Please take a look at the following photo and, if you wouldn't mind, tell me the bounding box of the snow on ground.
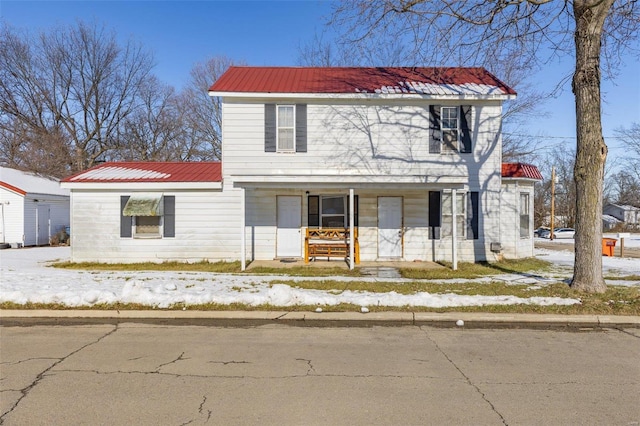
[537,233,640,248]
[1,245,637,309]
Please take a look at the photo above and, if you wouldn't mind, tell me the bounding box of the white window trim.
[519,192,531,239]
[441,106,460,153]
[442,191,466,239]
[320,195,347,228]
[133,216,164,239]
[276,105,295,153]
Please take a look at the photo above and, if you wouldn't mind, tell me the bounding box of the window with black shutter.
[265,104,307,153]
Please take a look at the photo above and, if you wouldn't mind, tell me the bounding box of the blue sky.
[2,0,639,164]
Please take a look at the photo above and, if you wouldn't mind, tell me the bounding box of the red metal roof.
[0,181,27,196]
[502,163,543,180]
[62,162,222,183]
[209,66,516,95]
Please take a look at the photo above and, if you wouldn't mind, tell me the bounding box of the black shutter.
[428,191,441,240]
[264,104,276,152]
[308,195,319,227]
[296,104,307,152]
[460,105,473,153]
[467,192,479,240]
[346,195,359,227]
[354,195,359,227]
[429,105,441,154]
[164,196,175,238]
[120,196,132,238]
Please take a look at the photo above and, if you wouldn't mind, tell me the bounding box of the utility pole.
[550,166,555,241]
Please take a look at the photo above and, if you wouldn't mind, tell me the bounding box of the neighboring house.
[61,66,543,268]
[603,203,640,229]
[500,163,543,258]
[60,162,227,263]
[602,214,622,231]
[0,167,70,247]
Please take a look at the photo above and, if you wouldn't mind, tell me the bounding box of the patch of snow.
[3,245,636,309]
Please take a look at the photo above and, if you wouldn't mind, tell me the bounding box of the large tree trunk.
[570,0,614,293]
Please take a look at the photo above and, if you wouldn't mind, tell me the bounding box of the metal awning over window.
[123,193,163,216]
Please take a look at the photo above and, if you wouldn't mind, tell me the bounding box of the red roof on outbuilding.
[0,181,27,195]
[502,163,543,180]
[209,66,516,95]
[62,162,222,183]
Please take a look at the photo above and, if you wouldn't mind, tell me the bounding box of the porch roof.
[231,174,467,189]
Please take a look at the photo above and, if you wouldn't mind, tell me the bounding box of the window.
[441,107,459,153]
[308,195,358,228]
[430,191,478,240]
[120,195,175,238]
[429,105,472,154]
[277,105,295,152]
[265,104,307,153]
[520,193,530,238]
[134,216,162,237]
[442,192,466,239]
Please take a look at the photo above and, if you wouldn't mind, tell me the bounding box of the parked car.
[541,228,575,239]
[534,227,550,237]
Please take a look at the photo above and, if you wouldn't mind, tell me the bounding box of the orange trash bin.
[602,238,617,256]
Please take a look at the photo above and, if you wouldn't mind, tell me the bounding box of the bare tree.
[0,21,154,176]
[0,116,72,177]
[329,0,640,292]
[298,31,549,162]
[610,170,640,206]
[614,123,640,180]
[181,55,240,161]
[117,76,185,161]
[534,147,577,228]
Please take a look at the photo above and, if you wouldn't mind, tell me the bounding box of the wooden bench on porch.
[305,228,359,264]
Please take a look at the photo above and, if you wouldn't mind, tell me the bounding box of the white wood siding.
[23,195,69,246]
[244,189,501,263]
[69,189,241,263]
[0,189,24,245]
[500,181,535,258]
[0,190,68,246]
[221,99,503,186]
[221,96,506,263]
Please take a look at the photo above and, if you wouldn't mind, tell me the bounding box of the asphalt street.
[1,324,639,425]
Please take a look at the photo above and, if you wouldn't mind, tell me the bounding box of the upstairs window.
[441,107,459,153]
[277,105,295,152]
[429,105,473,154]
[265,104,307,153]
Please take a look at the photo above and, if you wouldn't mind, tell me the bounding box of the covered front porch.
[234,174,468,272]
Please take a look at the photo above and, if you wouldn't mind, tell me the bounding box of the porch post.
[452,188,458,270]
[349,188,355,270]
[240,187,246,271]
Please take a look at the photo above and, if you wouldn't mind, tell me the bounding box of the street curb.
[1,310,639,329]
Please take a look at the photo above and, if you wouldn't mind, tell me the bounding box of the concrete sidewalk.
[2,309,639,328]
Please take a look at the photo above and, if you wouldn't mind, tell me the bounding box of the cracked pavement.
[1,324,639,425]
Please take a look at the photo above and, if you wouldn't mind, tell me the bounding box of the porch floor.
[245,259,444,270]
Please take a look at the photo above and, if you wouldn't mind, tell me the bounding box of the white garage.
[0,167,70,247]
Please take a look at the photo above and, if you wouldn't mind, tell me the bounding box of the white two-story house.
[62,66,540,268]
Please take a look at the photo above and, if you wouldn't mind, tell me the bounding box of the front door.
[378,197,403,258]
[277,196,302,258]
[36,204,50,246]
